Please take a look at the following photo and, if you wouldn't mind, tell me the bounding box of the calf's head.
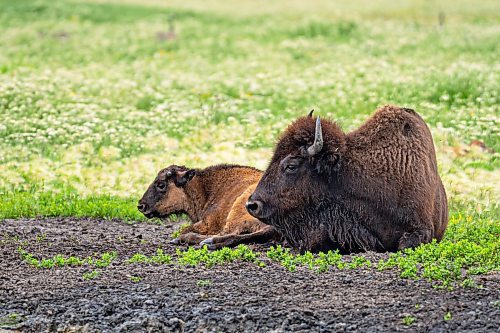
[247,114,345,227]
[138,165,196,218]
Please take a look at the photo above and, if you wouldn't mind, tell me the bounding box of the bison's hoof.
[169,238,181,245]
[200,238,214,246]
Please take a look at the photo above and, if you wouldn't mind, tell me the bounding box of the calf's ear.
[174,169,196,187]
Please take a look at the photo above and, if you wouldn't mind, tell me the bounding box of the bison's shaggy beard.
[271,200,385,253]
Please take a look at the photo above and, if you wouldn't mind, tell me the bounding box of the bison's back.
[344,105,448,244]
[346,106,439,198]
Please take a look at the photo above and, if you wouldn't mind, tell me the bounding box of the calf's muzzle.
[137,200,155,218]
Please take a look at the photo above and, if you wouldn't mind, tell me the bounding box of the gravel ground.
[0,218,498,332]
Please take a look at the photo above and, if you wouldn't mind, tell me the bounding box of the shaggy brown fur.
[138,164,279,249]
[247,105,448,253]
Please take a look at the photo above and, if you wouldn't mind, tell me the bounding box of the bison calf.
[138,164,279,249]
[247,105,448,253]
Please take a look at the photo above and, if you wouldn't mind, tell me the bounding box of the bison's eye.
[284,164,299,174]
[280,156,303,175]
[156,181,167,190]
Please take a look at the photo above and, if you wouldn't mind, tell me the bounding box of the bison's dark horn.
[308,109,314,117]
[307,117,323,156]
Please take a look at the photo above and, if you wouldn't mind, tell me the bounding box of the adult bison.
[246,105,448,253]
[138,164,279,249]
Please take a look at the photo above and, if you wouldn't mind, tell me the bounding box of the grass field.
[0,0,498,286]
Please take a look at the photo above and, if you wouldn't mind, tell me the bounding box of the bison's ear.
[314,151,341,176]
[173,169,196,187]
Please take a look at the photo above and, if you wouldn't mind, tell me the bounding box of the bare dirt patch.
[1,218,498,332]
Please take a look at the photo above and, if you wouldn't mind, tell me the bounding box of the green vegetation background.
[0,0,498,286]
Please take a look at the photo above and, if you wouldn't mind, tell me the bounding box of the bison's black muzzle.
[246,194,271,220]
[246,199,262,216]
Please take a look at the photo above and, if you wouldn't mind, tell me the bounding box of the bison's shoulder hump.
[376,105,427,126]
[353,105,429,138]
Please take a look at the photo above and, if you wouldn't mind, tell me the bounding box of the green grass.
[176,244,263,267]
[197,279,212,287]
[0,313,24,327]
[18,248,118,269]
[0,186,144,220]
[127,248,173,265]
[171,222,192,239]
[402,315,416,326]
[82,270,100,280]
[267,245,374,272]
[378,203,499,288]
[0,0,498,287]
[129,275,142,283]
[17,223,498,288]
[0,0,498,200]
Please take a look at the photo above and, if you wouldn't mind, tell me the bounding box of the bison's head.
[246,113,345,248]
[138,165,196,219]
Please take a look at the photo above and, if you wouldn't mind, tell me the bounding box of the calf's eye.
[156,182,167,190]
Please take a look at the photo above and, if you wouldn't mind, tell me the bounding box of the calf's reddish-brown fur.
[138,164,279,249]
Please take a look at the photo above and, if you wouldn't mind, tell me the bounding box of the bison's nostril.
[246,200,262,216]
[246,201,258,211]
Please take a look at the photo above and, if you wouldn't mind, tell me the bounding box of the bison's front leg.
[397,229,433,250]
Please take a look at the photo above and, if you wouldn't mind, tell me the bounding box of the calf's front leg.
[171,232,211,245]
[170,220,211,245]
[200,225,280,250]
